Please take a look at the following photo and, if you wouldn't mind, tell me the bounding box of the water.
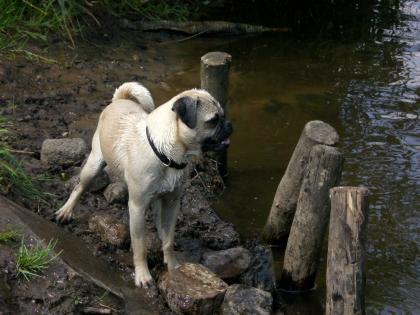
[140,2,419,313]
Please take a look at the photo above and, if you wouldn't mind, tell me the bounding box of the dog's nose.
[225,120,233,134]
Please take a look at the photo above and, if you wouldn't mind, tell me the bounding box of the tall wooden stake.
[200,52,232,177]
[326,187,369,315]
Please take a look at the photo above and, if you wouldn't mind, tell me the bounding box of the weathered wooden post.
[279,145,343,291]
[326,187,369,315]
[200,51,232,177]
[263,120,339,243]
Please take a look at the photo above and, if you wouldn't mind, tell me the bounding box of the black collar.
[146,127,188,170]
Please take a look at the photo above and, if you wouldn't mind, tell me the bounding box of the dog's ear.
[172,96,198,129]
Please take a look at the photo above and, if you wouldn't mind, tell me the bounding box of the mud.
[0,199,123,314]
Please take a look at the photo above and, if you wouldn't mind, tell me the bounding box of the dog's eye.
[206,114,219,126]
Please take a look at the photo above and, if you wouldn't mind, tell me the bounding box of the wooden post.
[200,52,232,177]
[263,120,339,243]
[326,187,369,315]
[279,145,343,291]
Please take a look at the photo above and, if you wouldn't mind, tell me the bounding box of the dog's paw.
[55,206,73,223]
[134,267,155,289]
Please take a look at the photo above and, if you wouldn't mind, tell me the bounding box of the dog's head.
[172,89,233,152]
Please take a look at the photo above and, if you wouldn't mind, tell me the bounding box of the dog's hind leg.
[160,189,182,270]
[55,131,105,222]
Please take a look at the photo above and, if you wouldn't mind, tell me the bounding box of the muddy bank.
[0,198,124,314]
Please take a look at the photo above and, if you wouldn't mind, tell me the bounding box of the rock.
[88,214,129,247]
[41,138,87,167]
[239,245,276,292]
[202,247,251,279]
[103,182,127,204]
[158,263,228,315]
[221,284,273,315]
[198,215,240,250]
[89,169,110,192]
[65,169,110,193]
[179,183,240,250]
[178,208,240,251]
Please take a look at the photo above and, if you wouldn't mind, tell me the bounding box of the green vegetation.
[0,0,200,56]
[0,230,20,244]
[0,116,47,201]
[16,238,61,280]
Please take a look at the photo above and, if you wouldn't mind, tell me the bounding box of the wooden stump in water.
[326,187,369,315]
[200,52,232,177]
[263,120,339,243]
[280,144,343,291]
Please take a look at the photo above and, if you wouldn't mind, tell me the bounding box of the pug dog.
[55,82,233,288]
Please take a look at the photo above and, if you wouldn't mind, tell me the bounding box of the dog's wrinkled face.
[172,89,233,152]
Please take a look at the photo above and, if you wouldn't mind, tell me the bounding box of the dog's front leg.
[160,188,182,270]
[128,193,153,288]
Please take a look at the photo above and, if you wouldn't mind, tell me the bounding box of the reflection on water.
[141,2,419,313]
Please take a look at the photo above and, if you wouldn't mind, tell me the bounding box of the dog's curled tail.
[112,82,155,113]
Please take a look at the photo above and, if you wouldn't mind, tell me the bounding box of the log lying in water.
[263,120,339,244]
[120,19,290,34]
[279,144,343,291]
[326,187,369,315]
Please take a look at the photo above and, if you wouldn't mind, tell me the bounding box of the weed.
[74,297,82,306]
[0,116,49,202]
[16,238,61,280]
[0,1,202,59]
[0,230,20,244]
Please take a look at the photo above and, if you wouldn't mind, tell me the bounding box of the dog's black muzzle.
[202,120,233,152]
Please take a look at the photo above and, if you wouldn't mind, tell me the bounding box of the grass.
[0,116,48,202]
[0,1,202,58]
[16,238,61,280]
[0,230,20,244]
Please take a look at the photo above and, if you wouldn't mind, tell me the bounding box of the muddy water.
[64,3,420,314]
[133,3,419,314]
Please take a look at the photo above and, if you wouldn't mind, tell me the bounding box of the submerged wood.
[263,120,339,243]
[326,187,369,315]
[280,145,343,291]
[121,19,290,34]
[201,51,232,177]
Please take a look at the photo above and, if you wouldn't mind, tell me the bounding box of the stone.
[88,214,129,247]
[202,247,251,279]
[180,181,240,250]
[103,182,127,204]
[65,169,110,193]
[199,216,240,250]
[41,138,87,167]
[158,263,228,315]
[178,207,240,251]
[239,245,276,292]
[221,284,273,315]
[89,169,110,192]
